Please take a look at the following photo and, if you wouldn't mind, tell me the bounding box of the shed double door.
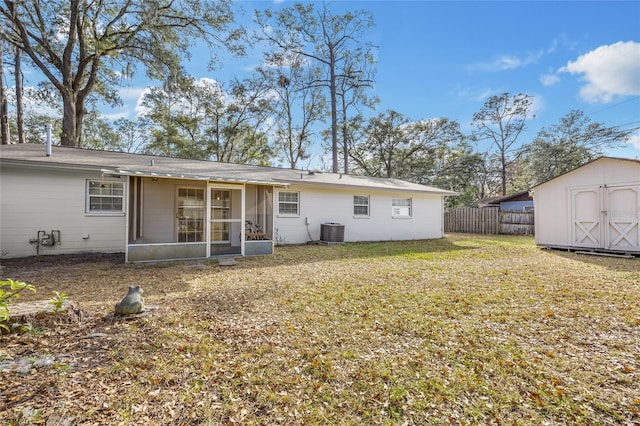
[571,185,639,252]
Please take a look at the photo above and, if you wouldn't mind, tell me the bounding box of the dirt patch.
[1,252,125,269]
[1,252,218,307]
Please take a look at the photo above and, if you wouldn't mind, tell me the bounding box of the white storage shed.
[531,157,640,254]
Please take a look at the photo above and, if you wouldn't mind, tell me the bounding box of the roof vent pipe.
[45,124,52,157]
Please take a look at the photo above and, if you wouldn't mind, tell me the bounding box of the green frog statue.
[114,285,145,315]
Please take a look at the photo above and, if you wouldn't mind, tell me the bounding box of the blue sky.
[110,1,640,161]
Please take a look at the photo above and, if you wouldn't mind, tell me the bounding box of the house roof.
[479,190,532,206]
[0,144,457,196]
[531,156,640,189]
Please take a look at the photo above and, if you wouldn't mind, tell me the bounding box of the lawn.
[1,234,639,425]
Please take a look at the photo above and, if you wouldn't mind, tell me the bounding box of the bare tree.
[258,53,327,169]
[336,53,376,174]
[256,2,376,173]
[471,92,533,195]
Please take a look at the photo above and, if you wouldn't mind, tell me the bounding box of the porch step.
[218,257,238,266]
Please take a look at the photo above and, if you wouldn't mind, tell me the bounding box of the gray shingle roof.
[1,144,457,195]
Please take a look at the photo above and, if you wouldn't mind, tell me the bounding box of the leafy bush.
[48,290,69,312]
[0,279,36,332]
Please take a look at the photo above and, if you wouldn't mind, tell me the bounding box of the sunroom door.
[209,186,244,255]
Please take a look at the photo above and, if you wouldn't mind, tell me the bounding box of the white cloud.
[455,86,501,102]
[119,86,147,101]
[540,73,560,87]
[628,131,640,151]
[529,95,544,119]
[559,41,640,103]
[492,55,525,71]
[548,34,579,54]
[469,50,543,72]
[134,87,153,117]
[102,111,130,120]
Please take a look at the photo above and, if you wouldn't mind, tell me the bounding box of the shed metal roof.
[531,156,640,189]
[1,144,457,195]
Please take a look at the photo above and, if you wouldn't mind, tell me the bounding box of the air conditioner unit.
[393,207,410,216]
[320,223,345,242]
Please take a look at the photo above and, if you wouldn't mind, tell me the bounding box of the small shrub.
[0,279,36,332]
[48,291,69,312]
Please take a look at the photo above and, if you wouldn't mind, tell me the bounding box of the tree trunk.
[61,91,79,147]
[76,95,86,148]
[15,47,25,144]
[341,97,349,175]
[329,46,338,173]
[0,42,10,145]
[286,92,295,168]
[501,152,507,195]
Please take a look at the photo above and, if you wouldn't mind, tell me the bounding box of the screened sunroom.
[124,175,276,262]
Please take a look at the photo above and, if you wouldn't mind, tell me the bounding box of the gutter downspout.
[45,124,52,156]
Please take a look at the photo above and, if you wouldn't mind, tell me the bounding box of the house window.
[353,195,370,216]
[392,198,412,218]
[177,188,205,242]
[86,180,124,213]
[278,191,300,215]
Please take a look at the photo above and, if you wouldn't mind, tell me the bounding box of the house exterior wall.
[139,178,208,244]
[1,156,451,260]
[500,200,534,211]
[533,158,640,250]
[0,165,126,258]
[274,184,445,245]
[143,178,180,243]
[245,185,258,225]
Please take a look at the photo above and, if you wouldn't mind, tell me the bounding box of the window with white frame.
[278,191,300,215]
[391,198,412,218]
[353,195,370,216]
[86,180,124,213]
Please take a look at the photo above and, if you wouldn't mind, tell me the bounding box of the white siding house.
[1,144,456,262]
[0,164,127,256]
[274,184,446,245]
[532,157,640,254]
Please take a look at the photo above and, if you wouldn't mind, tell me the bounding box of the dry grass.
[1,234,639,425]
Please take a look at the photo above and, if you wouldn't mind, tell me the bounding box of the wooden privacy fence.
[444,207,534,235]
[499,210,535,235]
[444,207,499,234]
